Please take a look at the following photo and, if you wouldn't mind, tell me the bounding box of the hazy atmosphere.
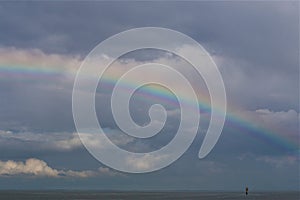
[0,1,299,191]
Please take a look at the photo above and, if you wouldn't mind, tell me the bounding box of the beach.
[0,191,298,200]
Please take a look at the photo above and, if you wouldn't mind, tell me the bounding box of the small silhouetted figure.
[245,187,249,195]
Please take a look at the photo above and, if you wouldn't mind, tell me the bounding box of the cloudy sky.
[0,1,299,190]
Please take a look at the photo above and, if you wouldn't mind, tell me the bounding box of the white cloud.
[237,153,299,168]
[0,158,59,177]
[0,158,116,178]
[78,128,134,150]
[0,130,82,151]
[125,154,171,171]
[0,47,81,75]
[231,109,299,141]
[256,155,299,168]
[255,109,299,128]
[0,129,134,152]
[0,46,208,103]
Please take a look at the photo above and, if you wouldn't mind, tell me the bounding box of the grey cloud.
[0,1,298,190]
[0,130,82,152]
[0,2,298,113]
[0,128,135,153]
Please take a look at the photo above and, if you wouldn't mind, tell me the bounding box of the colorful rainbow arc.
[0,64,298,153]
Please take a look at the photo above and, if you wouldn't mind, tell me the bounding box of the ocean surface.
[0,191,298,200]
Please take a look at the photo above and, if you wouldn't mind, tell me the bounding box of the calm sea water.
[0,191,298,200]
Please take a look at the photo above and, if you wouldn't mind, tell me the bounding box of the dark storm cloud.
[0,1,298,111]
[0,2,298,63]
[0,1,298,190]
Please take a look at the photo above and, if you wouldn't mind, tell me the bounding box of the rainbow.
[0,63,298,154]
[0,64,65,80]
[99,76,298,153]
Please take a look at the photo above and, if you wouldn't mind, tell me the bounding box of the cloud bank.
[0,158,115,178]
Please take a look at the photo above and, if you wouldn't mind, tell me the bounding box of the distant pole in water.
[245,187,249,195]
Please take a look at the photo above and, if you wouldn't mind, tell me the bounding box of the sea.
[0,191,298,200]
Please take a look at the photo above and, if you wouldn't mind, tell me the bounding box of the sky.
[0,1,299,191]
